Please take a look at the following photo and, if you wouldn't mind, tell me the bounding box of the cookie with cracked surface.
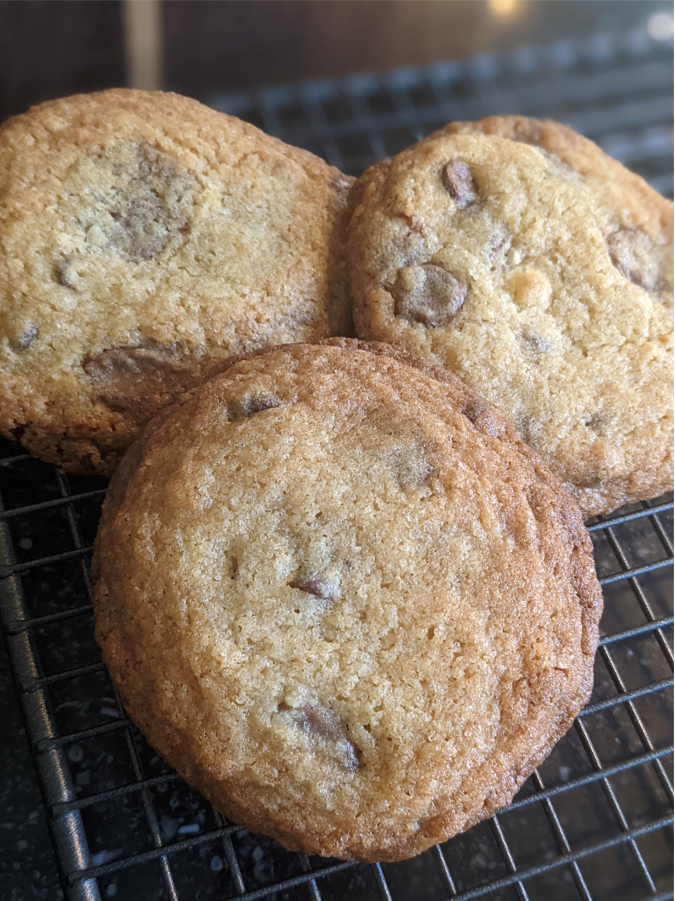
[93,339,602,862]
[0,89,354,475]
[348,117,673,516]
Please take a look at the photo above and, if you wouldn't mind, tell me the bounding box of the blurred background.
[0,0,672,122]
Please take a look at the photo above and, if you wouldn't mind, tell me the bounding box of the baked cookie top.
[93,340,602,862]
[348,116,673,516]
[0,89,354,475]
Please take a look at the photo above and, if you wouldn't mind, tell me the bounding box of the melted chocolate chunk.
[391,263,467,328]
[290,576,336,602]
[295,705,361,770]
[89,143,194,264]
[442,160,478,207]
[83,346,198,424]
[606,228,662,293]
[228,394,280,421]
[367,408,434,490]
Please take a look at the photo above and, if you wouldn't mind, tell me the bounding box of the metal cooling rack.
[0,24,673,901]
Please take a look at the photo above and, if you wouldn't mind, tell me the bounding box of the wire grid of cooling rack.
[210,25,674,195]
[0,24,673,901]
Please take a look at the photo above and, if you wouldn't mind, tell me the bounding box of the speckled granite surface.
[0,634,64,901]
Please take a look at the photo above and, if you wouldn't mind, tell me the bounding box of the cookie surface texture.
[0,89,354,474]
[348,116,674,516]
[93,340,602,862]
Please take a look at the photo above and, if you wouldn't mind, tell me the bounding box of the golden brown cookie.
[348,116,673,516]
[0,89,354,475]
[93,339,602,862]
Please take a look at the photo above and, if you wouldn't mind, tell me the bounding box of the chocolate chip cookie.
[93,339,602,861]
[349,116,673,516]
[0,89,354,475]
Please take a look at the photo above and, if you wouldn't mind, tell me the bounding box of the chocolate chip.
[391,263,467,328]
[11,325,38,353]
[442,160,478,207]
[289,576,336,602]
[228,395,280,421]
[295,705,361,770]
[54,258,76,289]
[83,346,198,424]
[606,228,662,292]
